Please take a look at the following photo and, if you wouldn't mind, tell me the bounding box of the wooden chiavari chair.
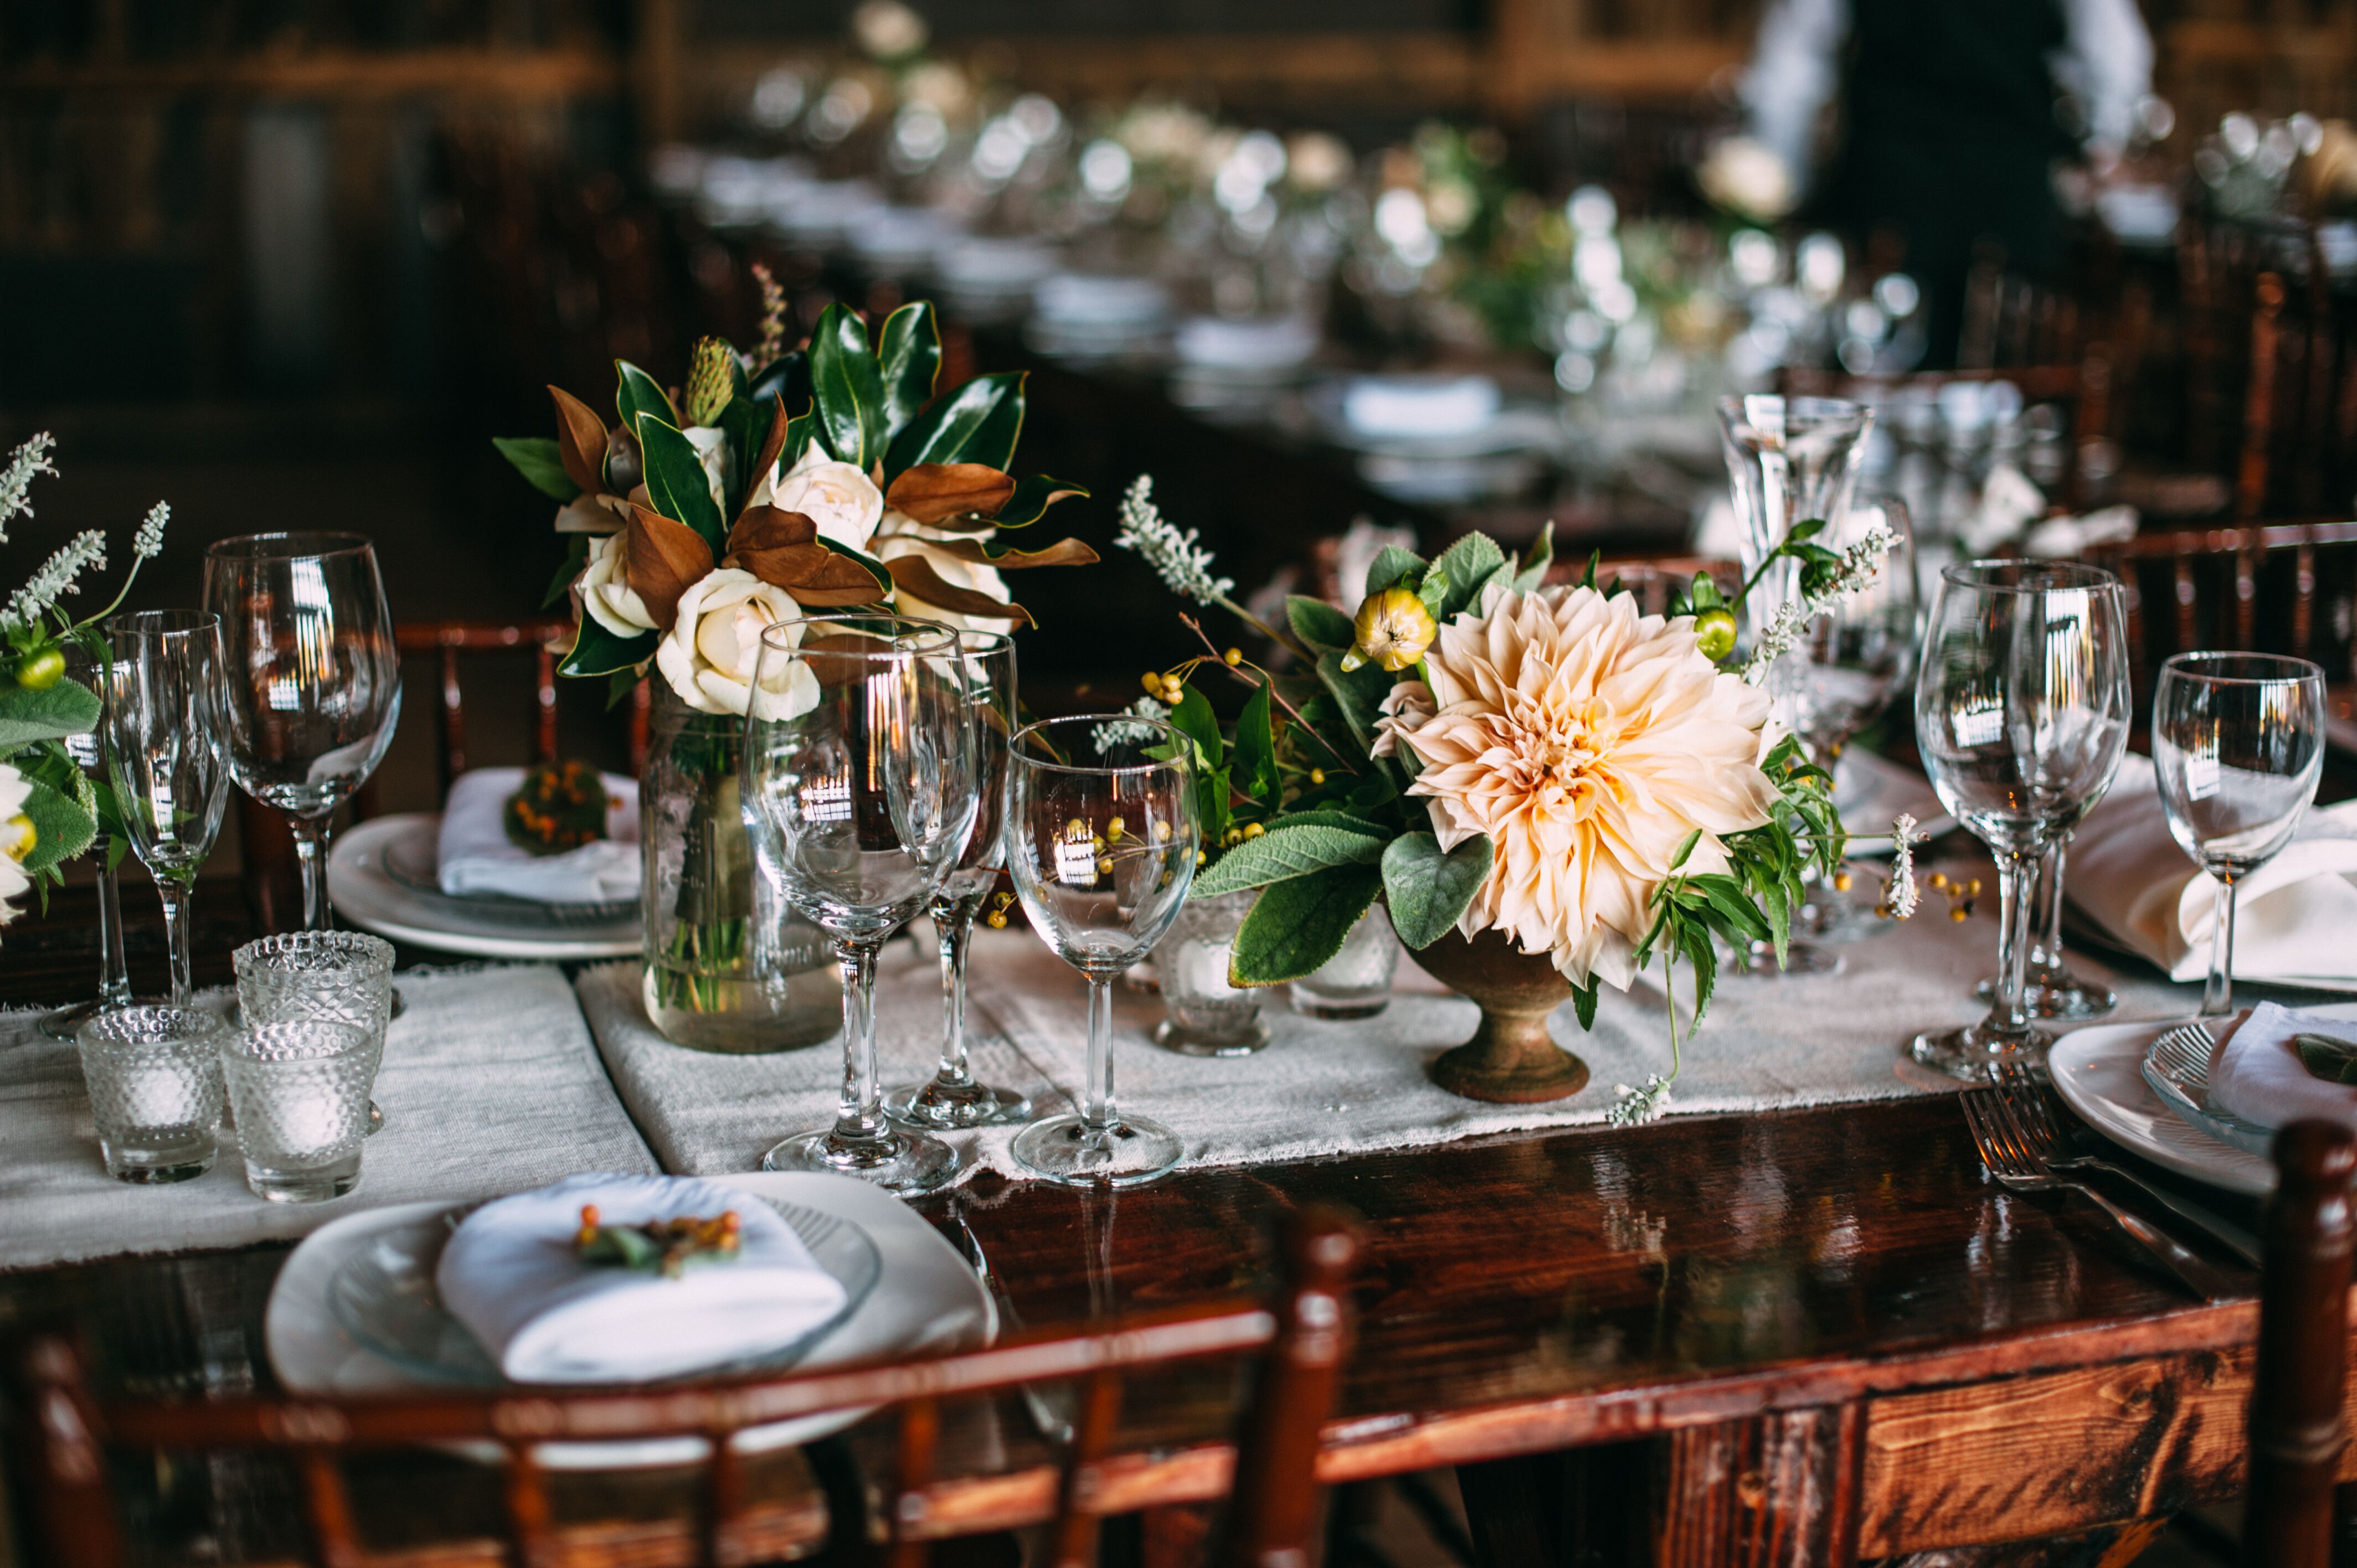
[2246,1121,2355,1568]
[4,1208,1362,1568]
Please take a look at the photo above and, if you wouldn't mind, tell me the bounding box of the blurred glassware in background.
[1290,906,1399,1020]
[1154,889,1269,1056]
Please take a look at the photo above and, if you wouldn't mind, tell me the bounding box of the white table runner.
[578,861,2204,1187]
[0,966,658,1271]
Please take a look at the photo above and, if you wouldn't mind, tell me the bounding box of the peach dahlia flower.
[1376,584,1782,991]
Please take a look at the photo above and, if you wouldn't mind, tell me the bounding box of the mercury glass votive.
[1289,905,1400,1019]
[233,931,393,1134]
[1154,890,1270,1056]
[76,1005,228,1183]
[221,1019,373,1203]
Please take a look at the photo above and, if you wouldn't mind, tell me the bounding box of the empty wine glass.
[885,628,1033,1130]
[38,641,142,1039]
[105,611,232,1007]
[1005,715,1199,1188]
[743,615,975,1194]
[2153,652,2326,1017]
[202,533,402,931]
[1912,561,2130,1079]
[1975,834,2117,1020]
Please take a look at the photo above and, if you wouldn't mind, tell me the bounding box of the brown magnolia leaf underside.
[920,537,1101,570]
[885,555,1033,627]
[622,504,716,633]
[548,385,611,496]
[724,507,886,607]
[884,463,1018,525]
[749,399,794,490]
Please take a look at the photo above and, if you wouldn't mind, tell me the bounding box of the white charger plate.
[266,1171,996,1468]
[327,813,640,960]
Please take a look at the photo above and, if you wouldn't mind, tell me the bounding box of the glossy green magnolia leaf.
[1286,595,1355,651]
[543,537,589,610]
[1229,863,1385,986]
[809,302,887,470]
[1192,822,1385,898]
[635,416,726,552]
[1381,831,1494,950]
[716,395,770,515]
[877,301,941,437]
[615,360,677,437]
[560,619,658,679]
[17,773,95,874]
[493,437,580,502]
[883,372,1025,479]
[818,538,894,602]
[990,473,1087,529]
[0,678,101,750]
[748,349,810,413]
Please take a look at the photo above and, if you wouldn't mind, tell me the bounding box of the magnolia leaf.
[716,394,769,515]
[0,679,101,750]
[748,348,810,412]
[542,536,589,610]
[17,774,95,874]
[614,361,678,440]
[1430,533,1506,621]
[495,436,580,502]
[747,397,795,496]
[1192,823,1385,898]
[1229,863,1385,986]
[883,555,1030,627]
[877,301,942,435]
[547,385,611,495]
[1287,595,1355,651]
[560,618,658,679]
[885,463,1017,525]
[921,536,1100,569]
[883,372,1024,479]
[809,302,886,470]
[800,540,895,607]
[1511,519,1555,593]
[622,504,716,633]
[1234,680,1279,804]
[635,416,726,551]
[725,507,880,604]
[991,473,1087,528]
[1381,831,1495,950]
[1363,544,1426,604]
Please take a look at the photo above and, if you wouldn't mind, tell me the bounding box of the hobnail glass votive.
[1290,906,1399,1020]
[221,1019,373,1203]
[233,931,393,1134]
[76,1005,227,1184]
[1154,890,1270,1057]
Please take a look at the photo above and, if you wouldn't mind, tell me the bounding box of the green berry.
[14,646,65,690]
[1694,608,1738,663]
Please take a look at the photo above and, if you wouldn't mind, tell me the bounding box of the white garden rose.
[577,530,661,637]
[755,445,884,551]
[655,568,807,715]
[0,759,33,924]
[872,510,1017,632]
[684,425,730,513]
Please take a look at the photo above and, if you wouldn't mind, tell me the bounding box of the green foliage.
[991,474,1087,529]
[1286,595,1356,651]
[715,394,770,513]
[876,302,943,435]
[883,373,1026,479]
[1232,680,1279,804]
[1314,651,1392,756]
[1362,544,1426,604]
[809,302,888,470]
[1380,831,1494,950]
[493,437,580,501]
[615,360,678,438]
[560,619,658,679]
[543,537,590,611]
[1192,821,1385,898]
[1511,520,1555,593]
[1228,862,1385,986]
[1429,533,1506,621]
[17,770,95,874]
[0,679,100,750]
[636,417,727,551]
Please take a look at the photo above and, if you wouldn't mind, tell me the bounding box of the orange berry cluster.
[505,759,613,854]
[575,1203,743,1278]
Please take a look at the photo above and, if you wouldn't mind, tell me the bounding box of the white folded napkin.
[436,767,640,905]
[1343,375,1499,440]
[2209,1003,2357,1133]
[435,1173,849,1385]
[2069,754,2357,986]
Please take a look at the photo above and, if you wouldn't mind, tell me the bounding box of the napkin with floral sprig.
[2210,1003,2357,1134]
[436,767,638,905]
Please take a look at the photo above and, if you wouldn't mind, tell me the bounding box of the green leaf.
[542,537,589,610]
[1192,823,1386,898]
[1381,831,1495,950]
[748,349,810,412]
[1511,520,1555,593]
[782,410,817,473]
[1362,545,1426,604]
[990,473,1088,529]
[1430,533,1506,620]
[17,774,95,874]
[493,437,581,502]
[608,667,642,710]
[819,537,895,601]
[635,416,727,551]
[884,372,1025,479]
[559,619,658,679]
[1233,681,1279,803]
[1680,919,1718,1023]
[1570,975,1599,1031]
[808,302,887,469]
[716,394,769,514]
[1266,809,1387,837]
[1167,685,1223,771]
[1787,517,1827,542]
[1314,651,1392,756]
[877,301,942,437]
[615,360,678,437]
[1668,828,1703,872]
[0,679,100,750]
[1286,595,1356,651]
[1229,863,1385,986]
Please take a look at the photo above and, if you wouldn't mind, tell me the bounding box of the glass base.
[885,1078,1033,1129]
[1012,1112,1182,1188]
[1289,993,1392,1020]
[1974,970,2116,1020]
[1728,941,1843,978]
[244,1150,362,1203]
[1911,1022,2057,1082]
[101,1135,216,1184]
[762,1125,960,1194]
[41,994,164,1042]
[1153,1016,1271,1057]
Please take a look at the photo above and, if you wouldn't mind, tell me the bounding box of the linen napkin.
[2209,1003,2357,1133]
[436,767,640,905]
[435,1172,847,1384]
[2068,754,2357,987]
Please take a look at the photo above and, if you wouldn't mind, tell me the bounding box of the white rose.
[873,510,1017,632]
[655,568,810,716]
[685,425,730,513]
[577,530,661,637]
[553,492,630,534]
[755,445,884,552]
[1697,137,1797,222]
[0,760,33,922]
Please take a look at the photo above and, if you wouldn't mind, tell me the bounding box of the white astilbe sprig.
[1092,694,1169,754]
[0,432,59,546]
[1113,475,1233,607]
[1880,812,1921,920]
[1741,525,1896,684]
[1607,1073,1674,1127]
[3,530,106,631]
[132,501,169,560]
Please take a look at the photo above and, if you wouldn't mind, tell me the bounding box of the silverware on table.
[954,1210,1074,1445]
[1992,1075,2260,1266]
[1960,1089,2241,1301]
[2148,1020,2221,1089]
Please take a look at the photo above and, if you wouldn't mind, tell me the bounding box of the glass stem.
[831,938,888,1147]
[1083,976,1116,1133]
[2202,871,2238,1018]
[95,833,131,1009]
[289,813,330,931]
[934,900,977,1089]
[1990,847,2036,1039]
[155,875,193,1009]
[2029,840,2064,976]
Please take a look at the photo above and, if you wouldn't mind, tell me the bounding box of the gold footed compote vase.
[1414,930,1590,1103]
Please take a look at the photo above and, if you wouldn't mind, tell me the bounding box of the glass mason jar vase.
[1290,905,1399,1019]
[640,683,838,1053]
[1154,889,1270,1057]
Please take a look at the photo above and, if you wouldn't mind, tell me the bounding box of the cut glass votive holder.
[233,931,393,1135]
[221,1019,373,1203]
[1290,906,1399,1019]
[76,1005,227,1184]
[1154,890,1270,1057]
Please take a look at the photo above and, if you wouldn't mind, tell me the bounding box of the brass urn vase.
[1413,928,1590,1103]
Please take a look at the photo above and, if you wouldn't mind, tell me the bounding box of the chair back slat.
[5,1336,126,1568]
[1047,1368,1128,1568]
[390,618,578,804]
[299,1447,363,1568]
[2248,1120,2357,1568]
[2239,272,2287,523]
[501,1440,557,1566]
[888,1394,943,1568]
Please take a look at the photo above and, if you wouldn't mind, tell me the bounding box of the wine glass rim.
[1938,559,2121,594]
[203,530,376,562]
[2157,651,2326,686]
[1012,714,1191,775]
[755,612,960,654]
[105,608,222,639]
[1716,393,1870,423]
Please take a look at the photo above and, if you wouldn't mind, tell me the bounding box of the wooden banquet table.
[0,883,2307,1565]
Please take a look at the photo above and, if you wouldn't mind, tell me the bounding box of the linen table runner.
[0,965,658,1270]
[578,864,2200,1185]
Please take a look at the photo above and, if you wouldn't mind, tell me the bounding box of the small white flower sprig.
[0,434,58,545]
[1111,476,1311,664]
[1879,812,1922,920]
[1738,524,1897,684]
[1091,694,1170,754]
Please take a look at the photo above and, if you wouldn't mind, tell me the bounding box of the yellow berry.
[1153,820,1170,840]
[1967,878,1983,898]
[1833,871,1851,893]
[1107,816,1124,839]
[1097,856,1113,875]
[1309,768,1325,785]
[1222,647,1243,667]
[1092,835,1105,852]
[1242,822,1264,839]
[13,646,64,691]
[1197,849,1207,865]
[1928,872,1949,891]
[986,911,1007,929]
[1141,670,1164,697]
[1950,906,1969,923]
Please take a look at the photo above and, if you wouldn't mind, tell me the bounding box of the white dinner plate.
[266,1170,995,1468]
[327,813,641,960]
[2048,1018,2288,1195]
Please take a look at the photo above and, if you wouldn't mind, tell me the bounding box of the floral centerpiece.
[495,290,1092,1046]
[1112,477,1907,1120]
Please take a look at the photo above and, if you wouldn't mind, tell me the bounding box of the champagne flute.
[202,533,402,931]
[2153,652,2326,1017]
[1005,715,1199,1188]
[743,615,975,1194]
[104,612,231,1007]
[885,629,1033,1129]
[1912,561,2130,1079]
[37,642,141,1039]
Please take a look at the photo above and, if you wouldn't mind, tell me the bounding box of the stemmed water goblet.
[104,611,231,1008]
[742,615,976,1194]
[1005,715,1200,1188]
[2152,652,2327,1017]
[884,628,1033,1130]
[202,533,402,932]
[1912,561,2130,1079]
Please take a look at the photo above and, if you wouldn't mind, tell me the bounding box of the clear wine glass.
[1005,715,1200,1188]
[1975,833,2117,1019]
[2153,652,2327,1018]
[37,641,143,1039]
[202,533,402,931]
[885,629,1033,1130]
[1912,561,2130,1079]
[743,615,976,1194]
[104,612,232,1007]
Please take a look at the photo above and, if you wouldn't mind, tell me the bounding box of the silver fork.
[1959,1089,2240,1301]
[1993,1079,2260,1265]
[2149,1021,2221,1093]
